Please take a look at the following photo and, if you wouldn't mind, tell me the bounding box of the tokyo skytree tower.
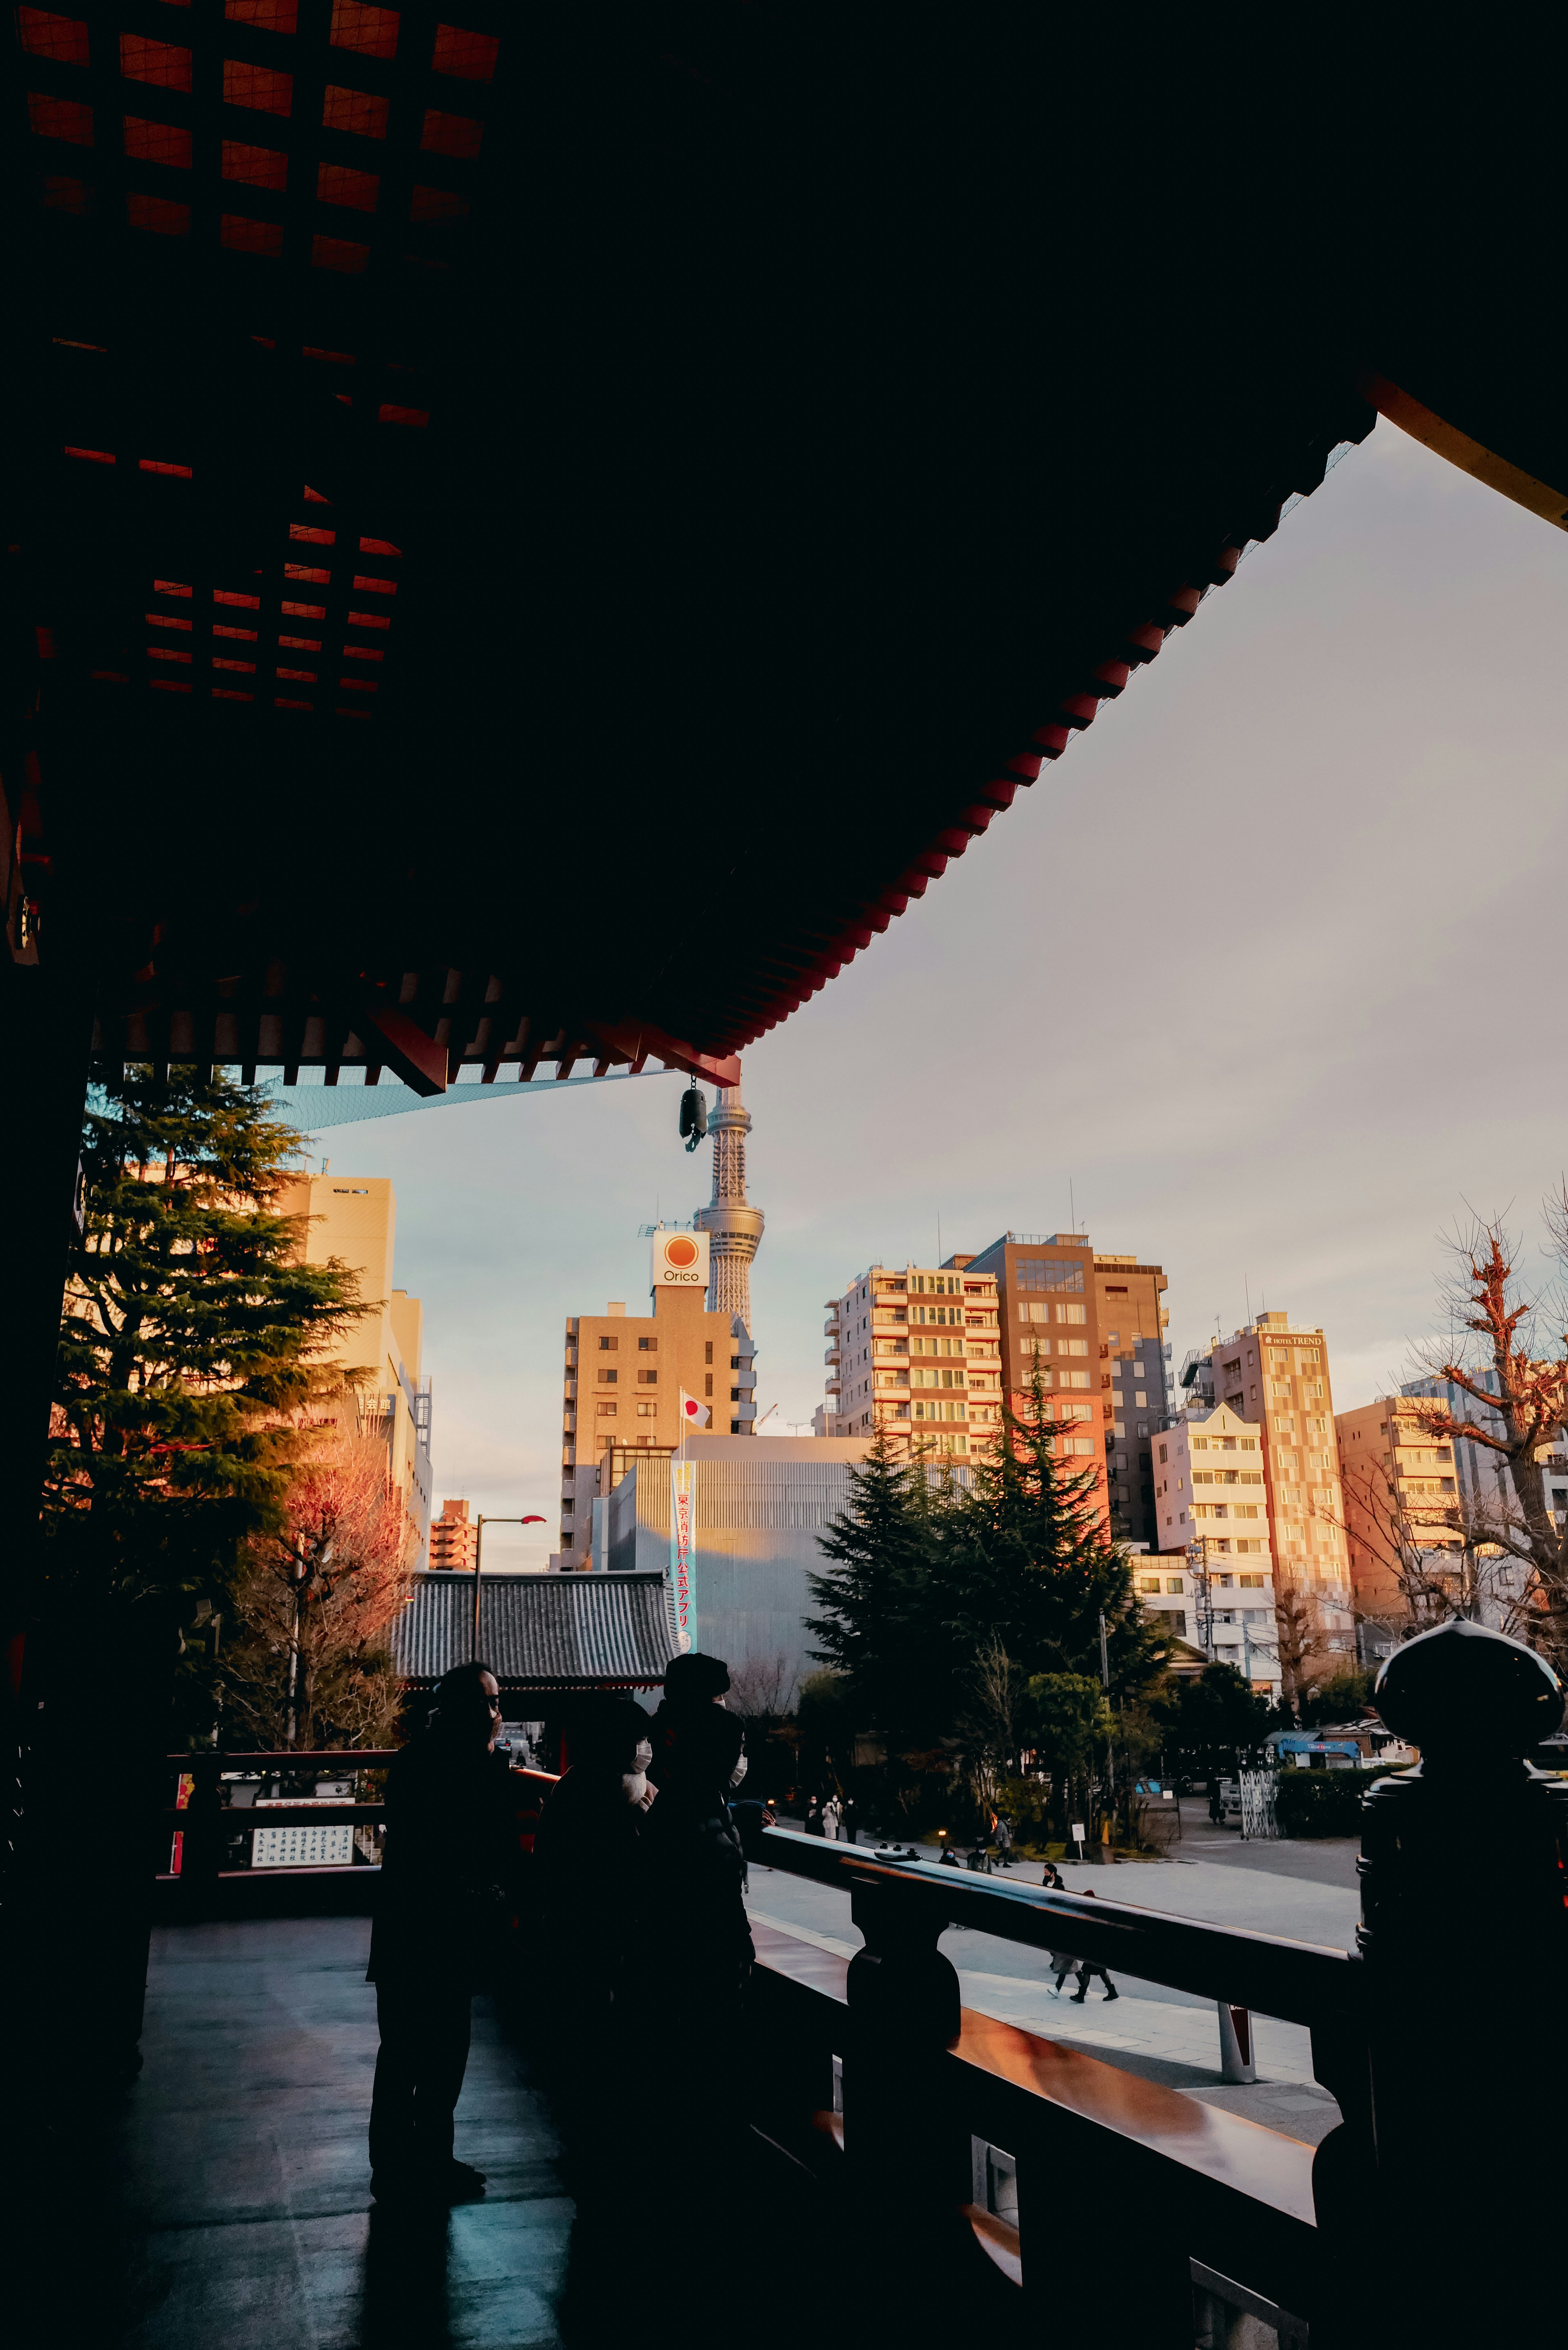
[693,1078,764,1329]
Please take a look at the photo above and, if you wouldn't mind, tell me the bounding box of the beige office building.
[560,1229,757,1558]
[1336,1396,1466,1630]
[823,1259,1001,1454]
[1208,1310,1354,1653]
[275,1170,434,1567]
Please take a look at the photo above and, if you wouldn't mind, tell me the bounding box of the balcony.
[826,1377,841,1394]
[19,1616,1557,2350]
[825,1346,841,1365]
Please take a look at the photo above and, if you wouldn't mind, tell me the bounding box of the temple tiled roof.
[393,1569,674,1689]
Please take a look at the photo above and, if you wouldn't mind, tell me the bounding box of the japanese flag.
[679,1389,711,1428]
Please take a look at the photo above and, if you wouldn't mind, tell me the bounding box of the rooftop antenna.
[1245,1273,1253,1326]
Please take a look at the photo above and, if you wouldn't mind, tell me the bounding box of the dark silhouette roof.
[394,1570,674,1689]
[13,15,1564,1091]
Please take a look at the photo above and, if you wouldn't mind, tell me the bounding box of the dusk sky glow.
[298,419,1568,1546]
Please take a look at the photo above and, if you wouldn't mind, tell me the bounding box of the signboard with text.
[650,1227,710,1294]
[670,1458,697,1651]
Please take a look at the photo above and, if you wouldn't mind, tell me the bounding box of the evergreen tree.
[943,1364,1169,1697]
[41,1068,365,1737]
[806,1423,951,1748]
[1158,1662,1271,1778]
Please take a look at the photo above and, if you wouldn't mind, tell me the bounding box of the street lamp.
[472,1514,547,1661]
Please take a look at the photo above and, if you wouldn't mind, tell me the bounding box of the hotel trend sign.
[670,1459,697,1652]
[650,1227,710,1292]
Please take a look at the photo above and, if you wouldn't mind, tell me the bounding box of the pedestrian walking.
[1069,1886,1118,2001]
[1048,1942,1080,1994]
[367,1661,520,2206]
[805,1794,824,1835]
[822,1795,842,1841]
[1208,1780,1224,1826]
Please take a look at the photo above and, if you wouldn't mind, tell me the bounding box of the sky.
[288,419,1568,1555]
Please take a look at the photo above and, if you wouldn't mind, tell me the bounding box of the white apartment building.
[824,1258,1002,1454]
[1145,1400,1279,1691]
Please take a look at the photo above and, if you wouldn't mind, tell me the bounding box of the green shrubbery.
[1274,1762,1409,1838]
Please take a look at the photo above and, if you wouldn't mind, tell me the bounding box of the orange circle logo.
[665,1235,699,1268]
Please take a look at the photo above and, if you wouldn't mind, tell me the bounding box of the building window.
[637,1370,657,1386]
[597,1402,616,1418]
[599,1335,617,1351]
[1054,1303,1087,1326]
[637,1402,656,1418]
[1016,1258,1084,1293]
[639,1336,658,1353]
[705,1341,713,1364]
[704,1374,713,1396]
[730,1418,741,1433]
[598,1369,617,1385]
[730,1387,740,1402]
[731,1354,741,1369]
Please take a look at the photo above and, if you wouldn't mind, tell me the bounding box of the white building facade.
[1145,1400,1280,1692]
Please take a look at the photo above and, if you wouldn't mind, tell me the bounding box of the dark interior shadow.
[359,2201,457,2350]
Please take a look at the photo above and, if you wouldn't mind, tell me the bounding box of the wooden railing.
[149,1621,1568,2349]
[156,1751,561,1888]
[743,1824,1350,2345]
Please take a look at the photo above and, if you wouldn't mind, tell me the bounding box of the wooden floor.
[105,1917,573,2349]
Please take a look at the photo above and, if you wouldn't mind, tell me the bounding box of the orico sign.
[650,1228,710,1291]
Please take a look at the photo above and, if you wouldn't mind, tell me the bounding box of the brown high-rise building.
[1209,1310,1355,1654]
[429,1498,479,1572]
[1093,1253,1171,1546]
[966,1232,1108,1527]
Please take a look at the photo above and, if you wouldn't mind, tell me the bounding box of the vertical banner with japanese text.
[670,1459,697,1651]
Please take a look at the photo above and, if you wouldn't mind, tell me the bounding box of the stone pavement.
[747,1837,1359,2146]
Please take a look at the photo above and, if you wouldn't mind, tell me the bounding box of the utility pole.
[1187,1537,1217,1659]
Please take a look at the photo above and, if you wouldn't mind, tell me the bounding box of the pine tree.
[806,1423,951,1749]
[41,1067,365,1735]
[944,1362,1168,1697]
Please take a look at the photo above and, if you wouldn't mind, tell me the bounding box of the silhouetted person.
[533,1695,656,2132]
[367,1661,519,2204]
[637,1669,753,2146]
